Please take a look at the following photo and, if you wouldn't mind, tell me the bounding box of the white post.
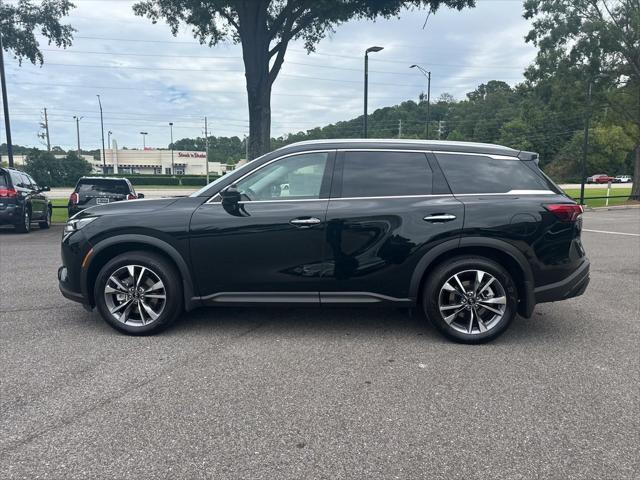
[605,181,611,207]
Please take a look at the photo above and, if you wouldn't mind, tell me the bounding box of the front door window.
[234,152,329,201]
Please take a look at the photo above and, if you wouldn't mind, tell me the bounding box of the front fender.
[82,234,199,312]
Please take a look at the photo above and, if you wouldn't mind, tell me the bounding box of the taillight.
[0,188,17,198]
[545,204,583,222]
[127,193,137,200]
[69,192,79,205]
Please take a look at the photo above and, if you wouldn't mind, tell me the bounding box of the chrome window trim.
[330,194,453,201]
[335,148,519,161]
[205,149,334,204]
[454,190,555,196]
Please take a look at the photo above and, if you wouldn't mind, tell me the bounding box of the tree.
[524,0,640,199]
[133,0,474,159]
[0,0,75,64]
[23,149,62,187]
[60,151,92,185]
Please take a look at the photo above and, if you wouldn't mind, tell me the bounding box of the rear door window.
[435,153,551,194]
[0,171,9,188]
[338,151,432,198]
[76,179,130,196]
[9,171,23,187]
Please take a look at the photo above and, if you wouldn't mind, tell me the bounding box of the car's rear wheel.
[423,256,518,344]
[39,207,51,229]
[15,209,31,233]
[94,251,183,335]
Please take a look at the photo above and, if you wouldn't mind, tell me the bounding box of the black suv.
[58,140,589,343]
[0,167,51,233]
[68,177,142,217]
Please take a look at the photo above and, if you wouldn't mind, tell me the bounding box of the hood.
[74,197,180,219]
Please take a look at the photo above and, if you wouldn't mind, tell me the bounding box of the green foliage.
[60,151,92,185]
[547,124,637,181]
[0,0,75,65]
[23,150,92,187]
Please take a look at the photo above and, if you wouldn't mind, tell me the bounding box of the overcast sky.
[1,0,537,151]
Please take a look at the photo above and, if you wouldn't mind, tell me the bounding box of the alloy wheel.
[438,269,507,335]
[104,264,167,326]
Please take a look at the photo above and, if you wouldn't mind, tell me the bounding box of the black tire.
[422,255,518,344]
[94,251,183,335]
[39,207,51,229]
[15,208,31,234]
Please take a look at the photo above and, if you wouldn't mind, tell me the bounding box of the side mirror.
[221,184,241,206]
[41,186,50,192]
[137,193,145,199]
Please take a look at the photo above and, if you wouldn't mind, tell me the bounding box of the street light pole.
[0,32,14,168]
[140,131,148,149]
[169,122,174,175]
[108,130,112,149]
[97,95,106,173]
[364,46,384,138]
[73,115,84,156]
[410,65,432,138]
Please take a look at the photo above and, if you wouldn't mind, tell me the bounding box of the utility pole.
[0,32,14,168]
[43,108,51,151]
[169,122,174,175]
[73,115,83,156]
[363,46,384,138]
[579,80,592,206]
[97,95,106,173]
[245,135,249,161]
[398,119,402,138]
[410,65,431,138]
[204,116,209,183]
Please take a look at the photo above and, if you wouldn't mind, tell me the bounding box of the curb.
[588,204,640,212]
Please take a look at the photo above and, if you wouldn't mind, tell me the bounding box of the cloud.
[1,0,536,150]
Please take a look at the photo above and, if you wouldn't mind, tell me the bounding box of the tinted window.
[9,171,23,187]
[0,171,8,188]
[76,179,131,195]
[340,151,432,198]
[236,152,328,201]
[436,154,550,194]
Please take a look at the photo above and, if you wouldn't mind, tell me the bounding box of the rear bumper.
[0,205,20,225]
[534,259,590,304]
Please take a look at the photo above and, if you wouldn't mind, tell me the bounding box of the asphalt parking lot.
[1,209,638,479]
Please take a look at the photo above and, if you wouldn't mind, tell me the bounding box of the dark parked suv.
[59,140,589,343]
[0,167,51,233]
[68,177,142,217]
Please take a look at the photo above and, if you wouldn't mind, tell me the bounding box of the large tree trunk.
[631,143,640,201]
[238,1,272,160]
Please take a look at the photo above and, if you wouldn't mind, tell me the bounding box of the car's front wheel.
[422,256,518,344]
[39,207,51,229]
[94,251,183,335]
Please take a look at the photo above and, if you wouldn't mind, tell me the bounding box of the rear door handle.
[290,217,322,226]
[424,214,457,223]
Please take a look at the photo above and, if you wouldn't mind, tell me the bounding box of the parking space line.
[583,229,640,237]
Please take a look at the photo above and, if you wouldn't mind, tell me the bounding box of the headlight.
[64,217,97,236]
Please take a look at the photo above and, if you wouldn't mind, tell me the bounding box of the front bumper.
[58,266,93,311]
[534,259,590,304]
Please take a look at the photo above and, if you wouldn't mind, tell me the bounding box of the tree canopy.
[0,0,75,64]
[133,0,475,159]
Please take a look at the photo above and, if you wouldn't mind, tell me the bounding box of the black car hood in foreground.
[73,197,181,219]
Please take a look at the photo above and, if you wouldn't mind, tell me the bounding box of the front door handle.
[290,217,322,226]
[424,214,457,223]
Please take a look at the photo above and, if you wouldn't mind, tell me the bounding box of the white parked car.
[613,175,632,183]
